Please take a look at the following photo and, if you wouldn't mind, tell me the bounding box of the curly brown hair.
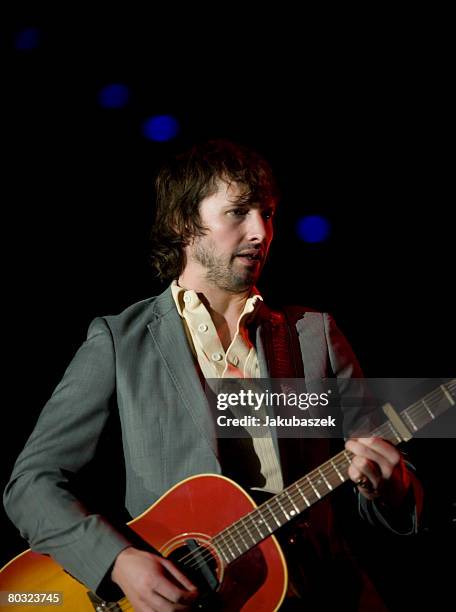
[149,139,279,281]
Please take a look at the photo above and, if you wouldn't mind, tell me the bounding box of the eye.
[228,208,248,217]
[262,208,275,220]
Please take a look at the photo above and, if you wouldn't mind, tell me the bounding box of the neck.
[177,272,254,320]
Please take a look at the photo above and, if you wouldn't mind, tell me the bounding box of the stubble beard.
[192,239,260,293]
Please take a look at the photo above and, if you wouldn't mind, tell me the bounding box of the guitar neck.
[212,379,456,564]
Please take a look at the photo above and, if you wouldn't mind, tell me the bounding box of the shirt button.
[231,356,239,366]
[211,352,223,362]
[198,323,208,332]
[183,294,192,303]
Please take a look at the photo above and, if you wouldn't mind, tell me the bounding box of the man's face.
[186,180,275,292]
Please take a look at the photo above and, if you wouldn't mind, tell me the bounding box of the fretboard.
[212,379,456,565]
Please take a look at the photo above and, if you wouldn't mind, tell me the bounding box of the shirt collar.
[170,279,263,321]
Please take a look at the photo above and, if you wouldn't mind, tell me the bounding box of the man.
[4,140,421,611]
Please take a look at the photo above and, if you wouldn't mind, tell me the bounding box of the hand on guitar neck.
[111,546,199,611]
[345,436,414,508]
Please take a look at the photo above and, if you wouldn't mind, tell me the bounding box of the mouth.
[235,252,263,268]
[235,250,263,262]
[235,256,262,271]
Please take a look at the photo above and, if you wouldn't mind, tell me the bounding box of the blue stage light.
[296,215,330,243]
[15,27,41,51]
[97,84,130,109]
[142,115,180,142]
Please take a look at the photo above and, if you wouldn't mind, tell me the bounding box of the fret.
[215,531,229,559]
[387,420,402,443]
[208,534,229,565]
[238,525,249,550]
[217,524,248,561]
[255,508,273,535]
[265,501,282,527]
[276,495,291,520]
[220,533,236,560]
[260,514,273,534]
[252,516,266,540]
[318,467,333,490]
[284,489,299,515]
[217,543,230,565]
[422,399,435,420]
[209,380,455,571]
[243,522,258,546]
[441,384,455,406]
[330,459,345,482]
[402,409,418,431]
[235,524,249,551]
[306,475,321,499]
[342,450,352,466]
[294,482,311,507]
[228,533,240,559]
[232,534,243,555]
[331,464,346,487]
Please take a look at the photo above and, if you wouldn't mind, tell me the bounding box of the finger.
[160,557,197,592]
[150,590,193,611]
[349,456,382,489]
[356,437,400,465]
[153,582,198,607]
[345,438,396,479]
[348,463,381,500]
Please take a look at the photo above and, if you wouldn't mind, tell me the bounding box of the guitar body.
[3,380,454,610]
[0,474,287,611]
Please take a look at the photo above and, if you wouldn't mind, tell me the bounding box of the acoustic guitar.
[1,379,454,611]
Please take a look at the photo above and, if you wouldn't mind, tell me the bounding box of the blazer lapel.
[146,286,218,457]
[254,303,309,487]
[251,303,284,463]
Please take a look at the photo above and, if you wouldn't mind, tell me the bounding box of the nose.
[246,210,272,244]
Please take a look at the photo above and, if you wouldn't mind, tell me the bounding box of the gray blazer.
[2,285,412,594]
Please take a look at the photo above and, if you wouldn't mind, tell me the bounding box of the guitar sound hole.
[168,539,220,606]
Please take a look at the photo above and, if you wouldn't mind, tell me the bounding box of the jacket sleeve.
[3,317,133,594]
[357,463,423,535]
[323,313,422,534]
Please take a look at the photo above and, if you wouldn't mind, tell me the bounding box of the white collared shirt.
[171,280,284,493]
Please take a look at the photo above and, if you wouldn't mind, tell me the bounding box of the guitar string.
[171,382,455,573]
[179,438,376,573]
[174,383,454,573]
[401,381,455,423]
[181,402,409,569]
[180,447,360,573]
[106,381,453,611]
[180,383,453,571]
[400,383,454,418]
[195,452,352,563]
[155,452,350,574]
[388,386,450,435]
[393,382,455,435]
[216,380,454,554]
[174,383,455,573]
[104,380,455,606]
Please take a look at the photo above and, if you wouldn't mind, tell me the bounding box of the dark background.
[2,7,454,608]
